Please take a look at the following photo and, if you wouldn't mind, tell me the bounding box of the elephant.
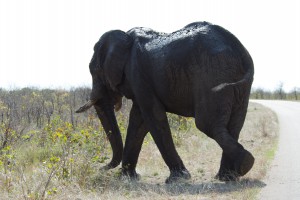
[76,21,255,183]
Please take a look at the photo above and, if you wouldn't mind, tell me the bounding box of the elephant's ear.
[103,30,133,91]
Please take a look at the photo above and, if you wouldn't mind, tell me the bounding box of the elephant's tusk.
[75,99,97,113]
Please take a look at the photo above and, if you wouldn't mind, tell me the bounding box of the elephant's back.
[138,22,246,58]
[183,22,247,56]
[128,22,249,55]
[185,22,253,80]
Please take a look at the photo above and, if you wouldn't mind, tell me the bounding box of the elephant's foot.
[235,149,255,176]
[215,171,239,182]
[165,169,191,184]
[120,168,141,181]
[216,150,254,182]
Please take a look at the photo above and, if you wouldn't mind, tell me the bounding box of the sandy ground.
[252,100,300,200]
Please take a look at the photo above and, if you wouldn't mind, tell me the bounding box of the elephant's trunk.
[94,101,123,169]
[75,85,123,169]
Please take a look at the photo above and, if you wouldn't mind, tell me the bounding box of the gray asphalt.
[251,100,300,200]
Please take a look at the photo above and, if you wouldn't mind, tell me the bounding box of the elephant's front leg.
[138,98,191,183]
[121,103,148,180]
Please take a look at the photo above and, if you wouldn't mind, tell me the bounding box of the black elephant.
[76,21,255,183]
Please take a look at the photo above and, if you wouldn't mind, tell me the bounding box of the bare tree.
[275,82,286,100]
[293,87,299,100]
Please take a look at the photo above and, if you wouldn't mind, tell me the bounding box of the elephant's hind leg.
[196,87,254,181]
[215,103,254,181]
[211,126,254,181]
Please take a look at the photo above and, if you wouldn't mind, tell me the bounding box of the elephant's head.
[76,30,133,169]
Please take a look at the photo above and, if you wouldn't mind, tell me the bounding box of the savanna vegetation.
[251,83,299,100]
[0,87,278,199]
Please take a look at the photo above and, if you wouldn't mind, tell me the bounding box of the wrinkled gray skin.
[76,22,255,183]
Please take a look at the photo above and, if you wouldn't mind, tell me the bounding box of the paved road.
[251,100,300,200]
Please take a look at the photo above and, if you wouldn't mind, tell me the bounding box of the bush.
[0,87,194,199]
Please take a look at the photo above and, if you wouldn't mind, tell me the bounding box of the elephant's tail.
[211,55,254,93]
[211,75,252,92]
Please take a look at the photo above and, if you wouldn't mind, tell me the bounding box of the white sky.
[0,0,299,91]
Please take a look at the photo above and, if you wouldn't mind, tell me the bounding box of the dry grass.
[0,102,278,200]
